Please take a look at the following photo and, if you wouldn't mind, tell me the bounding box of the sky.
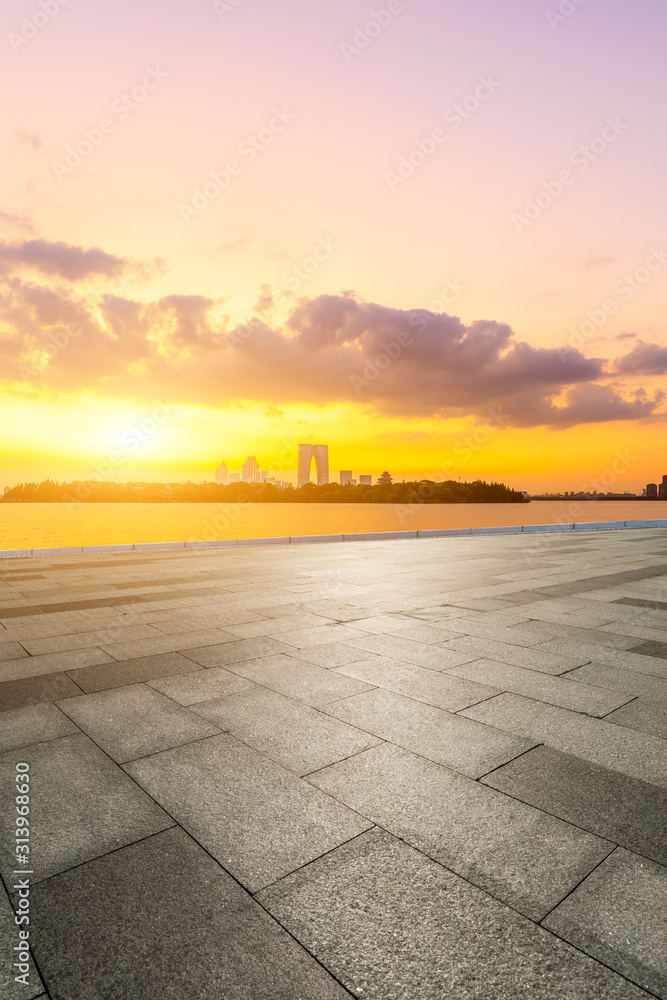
[1,0,666,491]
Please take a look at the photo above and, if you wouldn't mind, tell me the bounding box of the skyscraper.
[241,456,260,483]
[359,475,372,486]
[340,470,353,485]
[214,461,229,485]
[298,444,329,487]
[647,483,658,498]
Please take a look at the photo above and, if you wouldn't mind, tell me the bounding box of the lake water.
[0,500,664,550]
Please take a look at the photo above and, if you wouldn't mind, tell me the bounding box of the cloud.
[0,212,36,237]
[0,239,129,282]
[1,271,665,428]
[614,340,667,376]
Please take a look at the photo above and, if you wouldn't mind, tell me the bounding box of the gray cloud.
[614,340,667,376]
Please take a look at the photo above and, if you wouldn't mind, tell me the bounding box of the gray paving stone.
[182,635,290,667]
[563,661,667,702]
[335,656,498,712]
[447,659,631,716]
[0,647,115,684]
[0,733,172,884]
[440,633,593,674]
[19,623,161,656]
[308,743,611,920]
[148,666,256,704]
[385,622,468,644]
[535,638,667,679]
[0,671,81,712]
[461,693,667,788]
[270,623,368,647]
[98,627,238,661]
[483,744,667,866]
[341,632,479,670]
[222,612,335,638]
[0,883,43,999]
[543,849,667,999]
[325,688,534,778]
[0,702,77,753]
[28,826,349,1000]
[67,650,202,692]
[605,698,667,739]
[0,642,28,662]
[124,733,372,892]
[57,684,221,763]
[287,642,378,667]
[192,686,382,774]
[222,652,373,706]
[258,828,651,1000]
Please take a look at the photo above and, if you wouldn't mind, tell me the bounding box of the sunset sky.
[1,0,666,491]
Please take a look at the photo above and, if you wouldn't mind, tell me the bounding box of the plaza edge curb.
[1,518,666,559]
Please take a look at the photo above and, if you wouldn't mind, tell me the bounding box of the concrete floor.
[1,528,666,999]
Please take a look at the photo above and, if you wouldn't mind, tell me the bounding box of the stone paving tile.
[57,684,221,763]
[0,733,172,884]
[342,632,479,670]
[222,613,335,638]
[98,627,238,661]
[0,647,115,684]
[447,659,631,717]
[182,635,291,667]
[342,614,423,633]
[0,883,44,999]
[149,666,256,705]
[563,660,667,702]
[0,671,81,712]
[334,656,498,712]
[258,828,651,1000]
[0,702,77,753]
[514,619,644,650]
[461,693,667,788]
[67,650,202,693]
[0,641,28,662]
[271,624,370,648]
[534,638,667,679]
[286,642,380,668]
[325,688,534,778]
[604,698,667,739]
[124,733,372,892]
[307,743,611,920]
[482,745,667,866]
[543,849,667,999]
[440,633,594,674]
[28,826,349,1000]
[192,686,382,775]
[385,622,468,644]
[19,623,162,656]
[222,653,374,707]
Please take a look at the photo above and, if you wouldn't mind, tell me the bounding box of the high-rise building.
[340,470,353,485]
[214,461,228,485]
[647,483,658,498]
[298,444,329,487]
[241,456,260,483]
[359,475,372,486]
[229,473,240,483]
[376,471,393,485]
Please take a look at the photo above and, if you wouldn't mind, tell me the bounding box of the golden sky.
[1,0,666,491]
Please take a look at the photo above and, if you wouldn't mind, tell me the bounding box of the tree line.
[3,479,529,504]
